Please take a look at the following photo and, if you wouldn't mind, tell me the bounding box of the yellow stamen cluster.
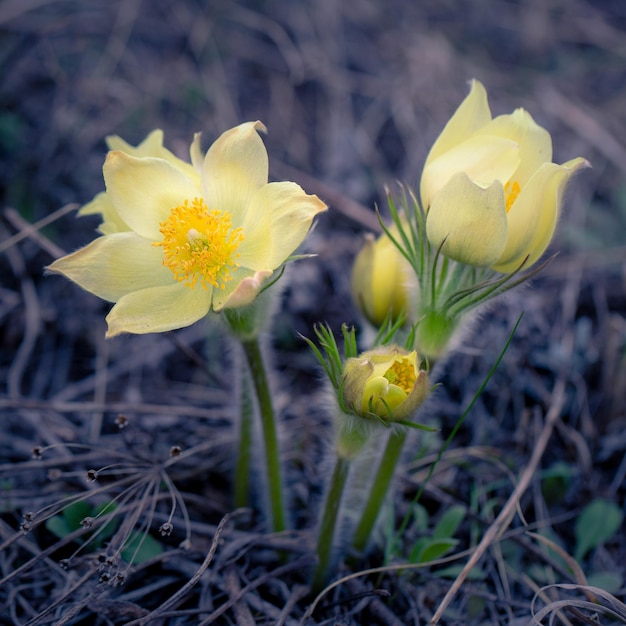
[383,358,416,393]
[504,180,521,213]
[154,197,244,290]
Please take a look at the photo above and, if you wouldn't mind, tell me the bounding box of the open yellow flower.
[421,80,588,272]
[341,346,429,421]
[48,122,327,337]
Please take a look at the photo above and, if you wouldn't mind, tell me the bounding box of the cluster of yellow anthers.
[48,122,327,337]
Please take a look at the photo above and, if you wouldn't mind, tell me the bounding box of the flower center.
[504,180,521,213]
[154,197,244,290]
[384,358,416,393]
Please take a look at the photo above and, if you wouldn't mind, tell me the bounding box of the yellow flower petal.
[267,182,327,265]
[492,157,589,273]
[78,190,109,217]
[106,129,200,183]
[227,188,273,271]
[251,181,327,269]
[104,151,201,240]
[78,191,130,234]
[190,132,203,172]
[424,79,492,167]
[106,129,165,154]
[427,172,508,266]
[474,108,552,188]
[363,376,407,416]
[105,282,211,337]
[421,134,520,209]
[202,165,261,234]
[202,121,269,226]
[342,357,374,412]
[47,233,172,301]
[367,349,415,379]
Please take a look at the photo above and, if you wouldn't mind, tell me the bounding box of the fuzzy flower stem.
[351,429,407,554]
[233,373,254,509]
[240,336,286,533]
[312,455,351,593]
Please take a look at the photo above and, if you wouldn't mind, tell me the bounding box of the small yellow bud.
[351,230,410,327]
[341,346,429,421]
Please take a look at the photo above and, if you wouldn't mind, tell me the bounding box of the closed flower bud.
[351,230,411,327]
[341,346,429,421]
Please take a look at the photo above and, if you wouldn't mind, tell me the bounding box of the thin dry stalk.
[429,265,583,624]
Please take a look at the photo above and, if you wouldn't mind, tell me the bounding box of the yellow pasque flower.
[351,229,411,327]
[341,346,429,421]
[421,80,588,272]
[48,122,327,337]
